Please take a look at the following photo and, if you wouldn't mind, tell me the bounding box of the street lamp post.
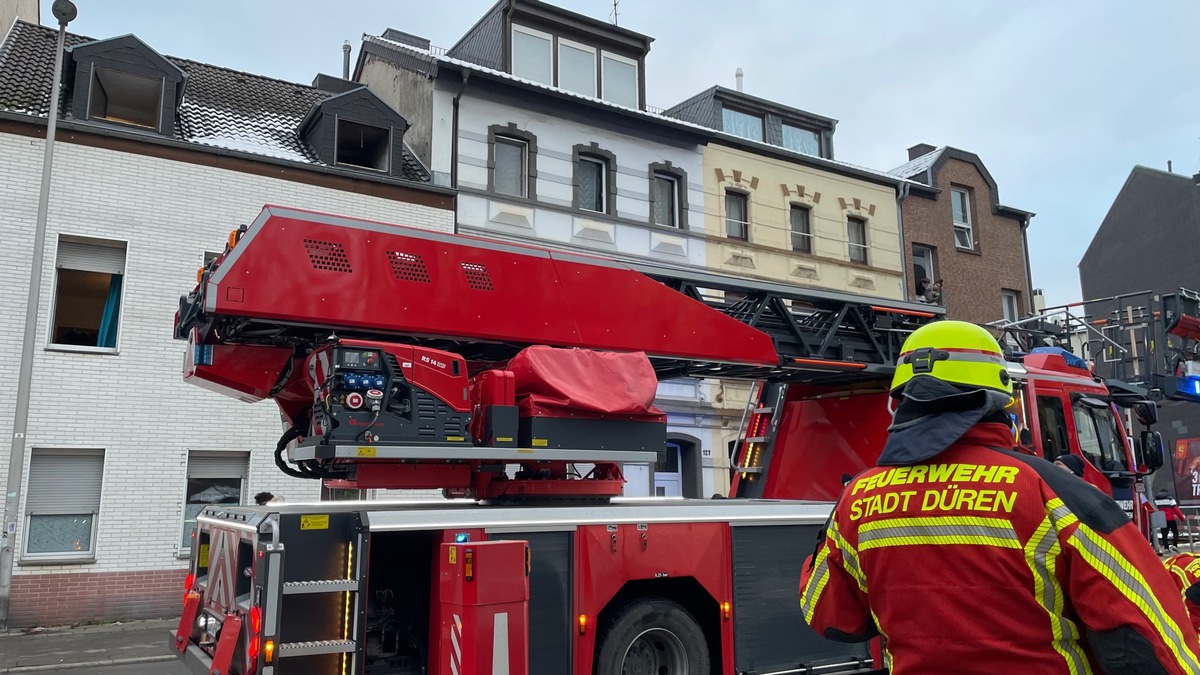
[0,0,78,629]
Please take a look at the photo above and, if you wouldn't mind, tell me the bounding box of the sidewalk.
[0,618,176,673]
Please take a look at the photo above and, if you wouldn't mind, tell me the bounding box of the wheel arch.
[595,576,722,673]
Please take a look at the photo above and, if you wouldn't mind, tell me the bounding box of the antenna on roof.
[610,0,619,25]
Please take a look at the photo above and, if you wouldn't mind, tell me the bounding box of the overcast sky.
[38,0,1200,308]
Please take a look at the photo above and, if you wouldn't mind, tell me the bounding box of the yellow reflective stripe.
[858,515,1019,550]
[1071,526,1200,673]
[1168,565,1191,593]
[800,544,832,624]
[829,520,867,593]
[1025,515,1092,675]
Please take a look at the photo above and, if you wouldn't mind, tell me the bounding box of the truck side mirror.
[1139,430,1165,472]
[1133,400,1159,426]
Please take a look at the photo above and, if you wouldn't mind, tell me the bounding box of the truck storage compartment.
[507,346,667,451]
[364,531,435,675]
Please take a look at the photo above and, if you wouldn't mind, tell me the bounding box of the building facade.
[891,144,1035,326]
[0,21,453,626]
[355,0,740,498]
[1079,165,1200,504]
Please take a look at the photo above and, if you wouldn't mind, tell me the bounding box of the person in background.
[929,279,944,305]
[915,278,932,303]
[254,491,275,506]
[1053,453,1086,478]
[1157,488,1187,552]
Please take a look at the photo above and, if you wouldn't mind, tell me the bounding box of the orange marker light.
[264,639,275,664]
[578,614,587,635]
[721,601,732,620]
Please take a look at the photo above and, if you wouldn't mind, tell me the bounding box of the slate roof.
[0,21,431,182]
[363,33,918,190]
[889,147,945,183]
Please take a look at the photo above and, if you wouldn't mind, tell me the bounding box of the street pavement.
[0,618,178,674]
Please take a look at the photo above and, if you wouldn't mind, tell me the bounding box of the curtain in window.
[652,175,676,227]
[578,159,603,212]
[782,125,821,156]
[494,140,524,197]
[725,193,748,238]
[97,274,122,348]
[721,109,763,141]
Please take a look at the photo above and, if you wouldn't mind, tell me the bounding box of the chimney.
[908,143,937,160]
[1193,172,1200,187]
[735,67,743,92]
[381,28,432,51]
[342,41,351,79]
[1168,160,1173,173]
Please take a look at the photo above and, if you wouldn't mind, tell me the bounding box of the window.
[601,52,638,108]
[335,119,390,172]
[88,67,162,129]
[951,188,974,249]
[558,38,597,97]
[577,156,607,213]
[790,205,812,253]
[1072,401,1129,473]
[782,124,821,156]
[181,452,248,550]
[651,173,679,227]
[848,217,868,264]
[23,449,104,560]
[493,137,527,197]
[511,25,552,85]
[912,244,936,298]
[722,108,763,141]
[725,191,749,240]
[322,486,365,501]
[1037,396,1069,459]
[51,237,126,350]
[1002,291,1020,323]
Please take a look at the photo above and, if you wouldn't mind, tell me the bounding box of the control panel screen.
[337,349,381,370]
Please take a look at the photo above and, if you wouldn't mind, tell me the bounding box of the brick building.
[0,21,453,627]
[890,144,1035,326]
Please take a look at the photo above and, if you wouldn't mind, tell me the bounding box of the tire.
[594,597,711,675]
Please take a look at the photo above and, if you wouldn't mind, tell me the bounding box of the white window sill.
[45,344,119,356]
[19,555,97,566]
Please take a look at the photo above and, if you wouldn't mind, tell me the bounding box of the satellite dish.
[52,0,78,25]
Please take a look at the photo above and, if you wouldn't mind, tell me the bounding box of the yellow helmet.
[891,320,1012,395]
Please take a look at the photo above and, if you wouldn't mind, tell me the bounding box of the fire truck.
[169,205,1182,675]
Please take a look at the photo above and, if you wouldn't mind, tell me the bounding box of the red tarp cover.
[507,346,666,421]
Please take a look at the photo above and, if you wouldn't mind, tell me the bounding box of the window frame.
[179,451,249,557]
[556,36,598,98]
[333,116,392,173]
[577,156,607,213]
[21,448,105,563]
[493,137,528,197]
[86,64,165,131]
[951,187,974,249]
[487,124,538,200]
[724,190,750,241]
[789,204,813,253]
[1001,290,1020,323]
[1070,401,1129,473]
[571,143,618,216]
[510,24,554,85]
[48,234,129,355]
[847,216,869,264]
[600,51,639,109]
[721,106,765,142]
[781,122,822,157]
[648,162,688,229]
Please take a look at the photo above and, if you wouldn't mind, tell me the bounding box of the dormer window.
[782,123,821,156]
[88,67,163,129]
[336,119,390,172]
[722,108,763,142]
[509,24,640,108]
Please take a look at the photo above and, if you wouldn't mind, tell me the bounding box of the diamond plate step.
[277,639,356,657]
[282,579,359,594]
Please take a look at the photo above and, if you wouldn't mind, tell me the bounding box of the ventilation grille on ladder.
[304,239,352,273]
[388,251,431,283]
[460,262,495,291]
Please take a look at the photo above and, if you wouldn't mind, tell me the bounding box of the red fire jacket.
[1163,552,1200,636]
[799,423,1200,674]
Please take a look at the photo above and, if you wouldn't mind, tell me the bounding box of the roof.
[0,21,431,183]
[889,147,945,182]
[890,145,1035,221]
[362,33,918,190]
[662,84,837,130]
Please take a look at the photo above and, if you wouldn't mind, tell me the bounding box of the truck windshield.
[1072,402,1130,473]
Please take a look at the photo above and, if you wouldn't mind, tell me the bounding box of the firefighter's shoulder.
[991,448,1130,535]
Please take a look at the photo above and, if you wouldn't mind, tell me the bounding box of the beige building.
[662,85,913,475]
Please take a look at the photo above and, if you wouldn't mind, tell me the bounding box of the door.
[654,442,683,497]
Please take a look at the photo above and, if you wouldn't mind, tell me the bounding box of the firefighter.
[1163,552,1200,636]
[798,320,1200,673]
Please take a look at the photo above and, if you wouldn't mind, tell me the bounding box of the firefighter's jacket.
[1163,552,1200,636]
[799,422,1200,674]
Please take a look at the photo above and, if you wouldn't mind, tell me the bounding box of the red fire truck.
[169,205,1178,675]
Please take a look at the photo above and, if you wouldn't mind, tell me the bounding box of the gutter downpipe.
[450,71,470,202]
[896,180,911,303]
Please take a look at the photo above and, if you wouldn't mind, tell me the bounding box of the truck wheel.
[594,597,710,675]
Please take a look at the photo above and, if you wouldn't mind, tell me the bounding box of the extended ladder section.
[174,205,941,497]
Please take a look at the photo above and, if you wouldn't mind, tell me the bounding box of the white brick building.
[0,21,454,626]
